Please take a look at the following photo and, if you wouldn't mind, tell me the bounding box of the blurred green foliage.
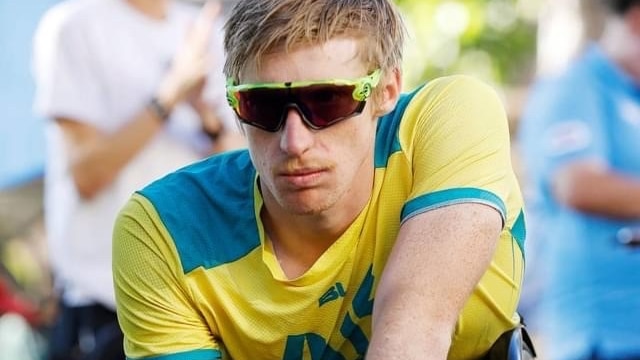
[394,0,539,89]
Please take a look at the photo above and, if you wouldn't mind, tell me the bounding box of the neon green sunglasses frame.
[226,69,382,108]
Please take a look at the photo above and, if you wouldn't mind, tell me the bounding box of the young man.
[113,0,526,358]
[518,1,640,359]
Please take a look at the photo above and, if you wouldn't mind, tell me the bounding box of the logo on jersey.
[544,120,592,156]
[319,282,346,307]
[284,267,375,358]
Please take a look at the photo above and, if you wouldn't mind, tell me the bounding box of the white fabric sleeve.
[33,9,107,126]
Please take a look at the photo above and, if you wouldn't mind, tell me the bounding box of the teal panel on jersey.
[401,187,507,222]
[139,150,261,273]
[374,86,423,168]
[127,348,221,360]
[510,209,526,253]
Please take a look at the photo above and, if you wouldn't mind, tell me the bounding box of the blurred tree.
[394,0,539,90]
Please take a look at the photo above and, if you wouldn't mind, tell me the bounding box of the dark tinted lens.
[237,88,289,131]
[295,84,362,127]
[236,84,364,131]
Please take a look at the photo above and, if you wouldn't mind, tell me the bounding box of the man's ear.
[374,68,402,117]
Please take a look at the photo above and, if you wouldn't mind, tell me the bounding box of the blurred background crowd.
[2,0,639,359]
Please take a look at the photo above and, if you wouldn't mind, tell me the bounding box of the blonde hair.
[223,0,406,82]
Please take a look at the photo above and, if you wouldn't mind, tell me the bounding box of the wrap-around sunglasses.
[226,69,381,132]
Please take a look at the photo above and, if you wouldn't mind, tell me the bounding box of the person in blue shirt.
[518,1,640,359]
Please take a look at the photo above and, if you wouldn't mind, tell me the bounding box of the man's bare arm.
[367,203,502,359]
[59,2,226,199]
[553,160,640,218]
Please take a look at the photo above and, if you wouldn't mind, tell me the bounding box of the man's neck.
[125,0,168,20]
[261,209,343,279]
[260,186,372,279]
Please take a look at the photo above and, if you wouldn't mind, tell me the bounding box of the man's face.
[241,37,380,216]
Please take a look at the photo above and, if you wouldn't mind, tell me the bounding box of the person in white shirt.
[32,0,244,358]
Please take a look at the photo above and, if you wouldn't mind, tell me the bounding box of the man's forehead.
[238,38,368,83]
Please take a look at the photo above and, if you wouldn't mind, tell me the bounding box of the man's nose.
[279,106,315,155]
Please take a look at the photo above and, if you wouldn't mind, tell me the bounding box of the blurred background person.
[518,0,640,359]
[32,0,244,358]
[515,0,606,344]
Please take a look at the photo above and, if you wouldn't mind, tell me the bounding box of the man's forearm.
[368,297,452,359]
[553,160,640,218]
[61,106,166,199]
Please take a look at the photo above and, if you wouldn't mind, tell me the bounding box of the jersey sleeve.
[400,75,517,224]
[113,193,223,360]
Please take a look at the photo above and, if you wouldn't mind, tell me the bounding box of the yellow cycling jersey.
[113,75,525,360]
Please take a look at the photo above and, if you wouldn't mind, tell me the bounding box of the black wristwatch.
[202,126,222,142]
[148,97,171,122]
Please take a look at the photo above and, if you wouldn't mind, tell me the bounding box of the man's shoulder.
[397,74,504,130]
[138,150,261,273]
[36,0,119,50]
[171,0,201,16]
[374,85,424,168]
[520,55,605,131]
[528,48,608,103]
[408,74,503,114]
[39,0,108,29]
[376,75,503,166]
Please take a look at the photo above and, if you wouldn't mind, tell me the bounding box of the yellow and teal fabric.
[113,75,526,360]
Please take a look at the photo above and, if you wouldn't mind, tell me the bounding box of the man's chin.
[279,193,333,216]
